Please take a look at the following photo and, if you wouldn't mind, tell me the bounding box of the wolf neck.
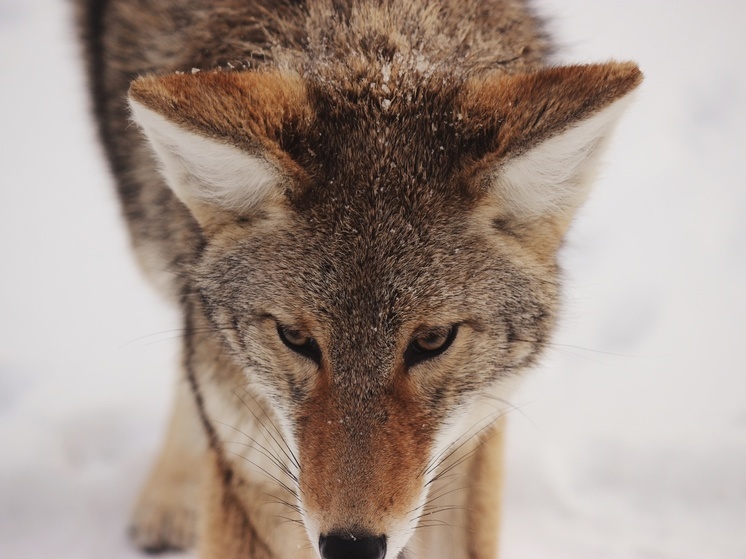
[299,0,547,73]
[194,0,549,79]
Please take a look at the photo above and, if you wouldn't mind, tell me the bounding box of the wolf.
[76,1,641,558]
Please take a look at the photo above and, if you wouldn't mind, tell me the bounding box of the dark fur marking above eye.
[492,217,520,238]
[277,324,322,365]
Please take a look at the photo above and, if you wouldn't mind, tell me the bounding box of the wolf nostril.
[319,533,386,559]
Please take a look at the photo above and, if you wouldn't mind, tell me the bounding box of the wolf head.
[129,62,641,557]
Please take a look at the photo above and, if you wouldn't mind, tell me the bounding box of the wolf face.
[127,62,641,557]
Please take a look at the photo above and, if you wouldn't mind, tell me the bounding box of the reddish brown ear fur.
[460,62,643,162]
[129,70,313,154]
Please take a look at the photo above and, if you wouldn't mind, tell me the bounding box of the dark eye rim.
[277,324,322,365]
[404,324,459,368]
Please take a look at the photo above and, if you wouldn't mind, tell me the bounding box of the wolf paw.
[129,478,200,553]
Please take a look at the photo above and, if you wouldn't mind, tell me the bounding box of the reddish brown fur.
[298,370,435,533]
[460,62,643,166]
[129,71,312,156]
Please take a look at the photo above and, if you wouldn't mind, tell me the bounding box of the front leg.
[465,416,506,559]
[199,449,275,559]
[129,368,205,552]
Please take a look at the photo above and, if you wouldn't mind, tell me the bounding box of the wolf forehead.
[184,73,559,330]
[273,73,496,208]
[294,78,491,260]
[200,192,550,341]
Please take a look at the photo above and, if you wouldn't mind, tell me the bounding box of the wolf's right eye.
[404,325,458,368]
[277,325,321,365]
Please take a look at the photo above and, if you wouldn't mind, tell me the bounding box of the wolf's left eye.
[277,325,321,365]
[404,325,458,368]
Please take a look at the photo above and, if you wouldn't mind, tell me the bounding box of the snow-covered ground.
[1,1,744,558]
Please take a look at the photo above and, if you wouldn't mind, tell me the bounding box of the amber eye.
[277,324,321,364]
[404,325,458,368]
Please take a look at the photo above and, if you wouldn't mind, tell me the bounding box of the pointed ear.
[462,62,642,222]
[128,70,311,229]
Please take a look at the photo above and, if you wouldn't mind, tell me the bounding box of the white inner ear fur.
[129,99,281,215]
[493,94,635,219]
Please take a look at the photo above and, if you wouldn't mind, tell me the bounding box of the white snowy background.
[1,0,744,557]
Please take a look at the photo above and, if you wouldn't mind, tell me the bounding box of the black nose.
[319,533,386,559]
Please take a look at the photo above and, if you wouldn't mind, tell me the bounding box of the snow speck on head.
[381,61,392,84]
